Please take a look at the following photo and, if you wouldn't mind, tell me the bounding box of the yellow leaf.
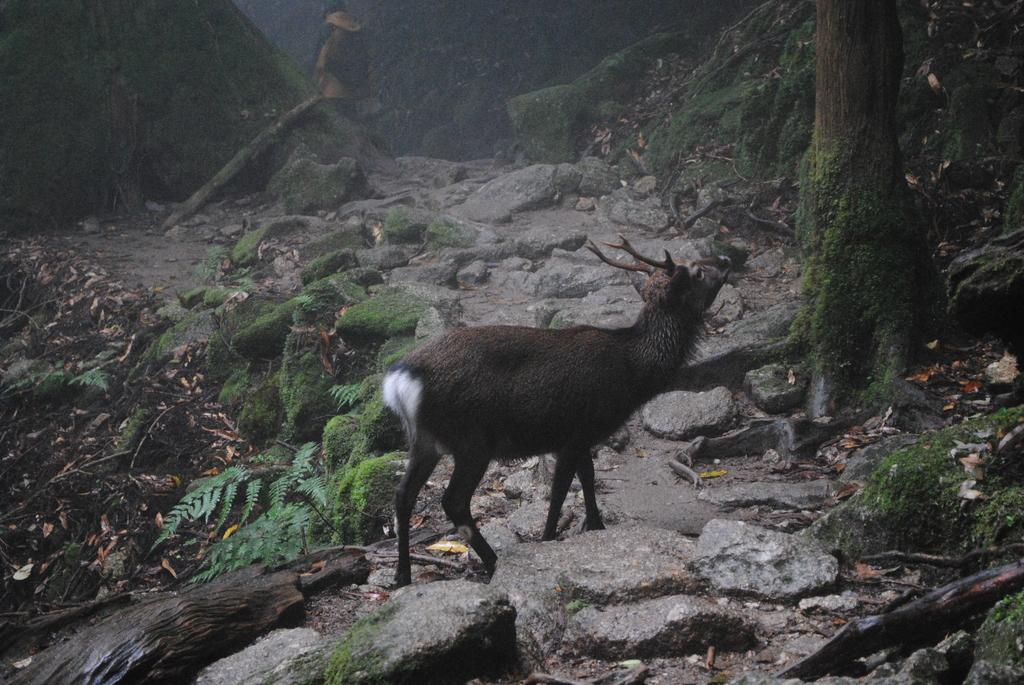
[222,524,240,540]
[426,540,469,554]
[698,469,728,479]
[170,475,182,487]
[926,339,940,350]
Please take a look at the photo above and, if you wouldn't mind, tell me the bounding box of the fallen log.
[11,564,304,685]
[161,94,323,230]
[777,558,1024,680]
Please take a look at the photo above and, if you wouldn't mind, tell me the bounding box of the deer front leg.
[576,450,605,532]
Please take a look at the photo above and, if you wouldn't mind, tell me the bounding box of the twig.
[371,550,465,570]
[668,459,703,488]
[681,199,725,229]
[745,210,795,237]
[525,673,593,685]
[860,544,1024,570]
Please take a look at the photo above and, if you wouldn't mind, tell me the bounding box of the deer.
[382,235,731,586]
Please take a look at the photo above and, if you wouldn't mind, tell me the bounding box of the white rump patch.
[382,368,423,440]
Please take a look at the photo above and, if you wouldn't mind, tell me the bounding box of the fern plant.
[154,443,330,582]
[329,381,364,411]
[70,367,110,392]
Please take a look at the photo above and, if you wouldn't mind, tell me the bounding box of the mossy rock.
[268,155,363,214]
[180,286,210,309]
[300,249,358,285]
[1006,167,1024,234]
[376,336,417,370]
[300,226,366,259]
[323,413,362,468]
[976,592,1024,668]
[116,408,152,452]
[811,406,1024,558]
[382,208,424,244]
[295,274,368,327]
[231,217,308,267]
[148,310,217,363]
[237,372,283,445]
[331,453,404,544]
[204,299,274,383]
[217,367,251,405]
[335,290,427,340]
[280,341,335,442]
[233,298,301,360]
[425,218,478,251]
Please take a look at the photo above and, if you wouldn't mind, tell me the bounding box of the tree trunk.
[798,0,935,407]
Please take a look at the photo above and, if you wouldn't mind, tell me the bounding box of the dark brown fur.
[387,252,730,586]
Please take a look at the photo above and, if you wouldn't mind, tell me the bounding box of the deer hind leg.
[442,453,497,575]
[541,448,582,541]
[394,436,441,587]
[576,450,605,532]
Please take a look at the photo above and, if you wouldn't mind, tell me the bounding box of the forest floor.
[2,146,1018,684]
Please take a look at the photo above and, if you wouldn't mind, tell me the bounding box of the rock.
[744,363,807,414]
[456,259,489,287]
[840,434,918,483]
[414,306,446,340]
[219,223,244,238]
[193,628,328,685]
[477,520,521,554]
[747,248,794,278]
[502,468,537,499]
[355,245,414,271]
[268,155,363,214]
[948,229,1024,353]
[985,351,1020,389]
[642,387,736,440]
[164,224,189,240]
[492,525,702,656]
[575,157,622,196]
[633,175,658,196]
[511,227,588,260]
[975,592,1024,669]
[798,593,858,613]
[549,285,639,329]
[564,595,756,659]
[575,196,596,211]
[965,660,1024,685]
[695,519,838,599]
[686,301,801,390]
[457,164,581,223]
[528,251,632,298]
[603,188,669,231]
[325,580,517,684]
[689,216,720,239]
[699,480,833,511]
[710,283,744,325]
[889,378,946,432]
[506,499,577,539]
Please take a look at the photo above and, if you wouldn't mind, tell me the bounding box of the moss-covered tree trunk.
[798,0,933,407]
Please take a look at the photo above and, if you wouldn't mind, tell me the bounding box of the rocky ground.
[5,147,1019,685]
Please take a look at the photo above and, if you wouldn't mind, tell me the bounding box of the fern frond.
[240,479,262,523]
[330,382,363,411]
[70,368,109,391]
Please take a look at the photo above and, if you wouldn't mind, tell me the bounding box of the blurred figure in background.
[315,1,381,119]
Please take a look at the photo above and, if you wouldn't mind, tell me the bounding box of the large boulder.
[268,155,363,214]
[948,229,1024,353]
[695,519,838,600]
[642,387,737,440]
[194,628,328,685]
[324,580,517,685]
[456,164,581,223]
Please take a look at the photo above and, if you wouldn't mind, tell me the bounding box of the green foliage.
[194,247,230,283]
[300,250,359,286]
[331,453,403,544]
[424,219,477,250]
[238,372,283,444]
[233,297,300,360]
[330,381,365,412]
[280,338,336,442]
[155,443,330,582]
[217,367,251,405]
[231,227,271,267]
[382,208,422,244]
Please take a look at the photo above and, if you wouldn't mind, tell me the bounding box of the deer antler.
[586,239,654,273]
[602,234,676,274]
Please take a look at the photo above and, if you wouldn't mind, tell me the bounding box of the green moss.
[859,407,1024,552]
[231,226,270,267]
[294,274,366,327]
[202,288,235,308]
[116,408,152,452]
[566,599,588,614]
[376,337,416,370]
[382,208,423,244]
[972,487,1024,548]
[232,298,300,360]
[217,367,251,405]
[335,290,427,340]
[794,141,937,404]
[324,603,397,685]
[180,286,209,309]
[280,340,335,442]
[323,414,362,468]
[357,385,405,456]
[331,453,403,545]
[300,249,358,285]
[425,219,477,250]
[977,591,1024,668]
[1005,167,1024,234]
[237,372,283,445]
[302,227,365,258]
[149,310,216,363]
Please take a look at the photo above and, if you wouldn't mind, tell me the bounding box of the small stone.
[798,593,858,613]
[575,196,596,211]
[456,259,489,287]
[502,469,536,499]
[219,223,244,238]
[710,283,743,325]
[633,175,658,196]
[744,363,807,414]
